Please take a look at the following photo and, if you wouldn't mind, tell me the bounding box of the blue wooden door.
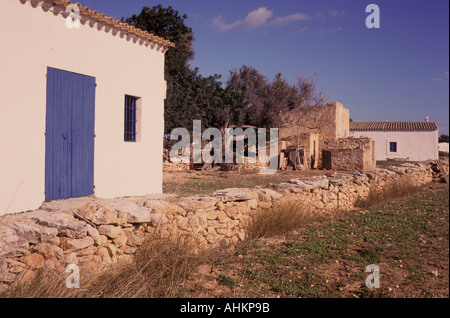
[45,67,95,200]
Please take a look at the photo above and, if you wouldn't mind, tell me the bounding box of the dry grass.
[246,201,317,240]
[1,230,204,298]
[355,178,421,208]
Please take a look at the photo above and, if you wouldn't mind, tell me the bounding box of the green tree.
[226,65,325,128]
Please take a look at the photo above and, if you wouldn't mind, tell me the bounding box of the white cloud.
[329,9,349,17]
[432,72,449,81]
[212,7,319,31]
[269,12,312,27]
[212,7,273,31]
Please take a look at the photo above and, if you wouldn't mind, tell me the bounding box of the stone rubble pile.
[0,162,437,287]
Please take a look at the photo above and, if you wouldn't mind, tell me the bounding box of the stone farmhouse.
[277,102,376,172]
[0,0,173,215]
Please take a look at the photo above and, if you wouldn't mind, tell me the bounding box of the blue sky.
[80,0,449,135]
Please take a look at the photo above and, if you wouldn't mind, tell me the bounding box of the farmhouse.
[0,0,173,215]
[277,102,376,171]
[349,120,439,161]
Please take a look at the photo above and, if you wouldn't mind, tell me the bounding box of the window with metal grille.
[124,95,138,142]
[389,142,397,153]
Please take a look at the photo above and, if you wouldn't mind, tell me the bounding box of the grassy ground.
[183,182,449,298]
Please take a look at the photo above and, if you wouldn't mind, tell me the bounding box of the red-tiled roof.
[350,121,438,131]
[32,0,175,48]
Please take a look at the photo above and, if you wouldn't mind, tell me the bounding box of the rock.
[65,252,78,265]
[98,225,124,239]
[31,242,64,260]
[149,213,169,227]
[99,200,150,224]
[97,199,150,223]
[212,189,257,202]
[86,224,103,246]
[255,188,282,202]
[2,215,58,244]
[143,200,186,216]
[75,246,97,257]
[32,211,87,239]
[73,203,123,226]
[305,178,329,189]
[0,272,17,283]
[289,180,314,190]
[66,237,95,250]
[123,229,145,247]
[40,197,95,212]
[95,247,111,261]
[106,244,118,258]
[247,199,258,210]
[113,233,128,248]
[0,223,29,258]
[178,196,218,212]
[19,253,45,269]
[328,178,345,186]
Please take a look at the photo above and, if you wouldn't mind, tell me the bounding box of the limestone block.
[0,223,29,258]
[73,203,124,226]
[66,237,95,250]
[178,196,218,212]
[212,188,258,202]
[98,225,124,239]
[32,212,87,239]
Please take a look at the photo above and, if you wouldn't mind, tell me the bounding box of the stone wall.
[0,162,436,286]
[322,137,376,171]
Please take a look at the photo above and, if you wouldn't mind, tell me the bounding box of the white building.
[439,143,449,153]
[0,0,173,215]
[350,121,439,161]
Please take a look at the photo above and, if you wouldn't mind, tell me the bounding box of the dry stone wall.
[0,162,437,286]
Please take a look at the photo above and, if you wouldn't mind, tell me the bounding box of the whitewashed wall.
[0,0,167,215]
[350,130,438,161]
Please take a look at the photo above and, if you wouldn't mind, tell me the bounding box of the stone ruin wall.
[0,162,437,286]
[322,137,376,171]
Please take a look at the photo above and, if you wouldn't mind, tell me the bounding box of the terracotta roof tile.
[350,121,438,131]
[38,0,175,48]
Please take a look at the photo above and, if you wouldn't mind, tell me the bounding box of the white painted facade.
[0,0,170,215]
[439,143,449,153]
[350,130,439,161]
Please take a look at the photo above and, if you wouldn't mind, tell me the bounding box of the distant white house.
[350,120,439,161]
[0,0,173,215]
[439,143,449,153]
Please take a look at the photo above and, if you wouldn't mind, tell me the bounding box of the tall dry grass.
[1,230,204,298]
[355,178,420,208]
[246,201,317,240]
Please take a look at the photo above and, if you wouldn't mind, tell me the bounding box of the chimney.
[425,116,430,122]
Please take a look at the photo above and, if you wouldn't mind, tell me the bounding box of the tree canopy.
[124,6,325,132]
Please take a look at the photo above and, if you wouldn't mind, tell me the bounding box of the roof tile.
[36,0,175,48]
[350,121,438,131]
